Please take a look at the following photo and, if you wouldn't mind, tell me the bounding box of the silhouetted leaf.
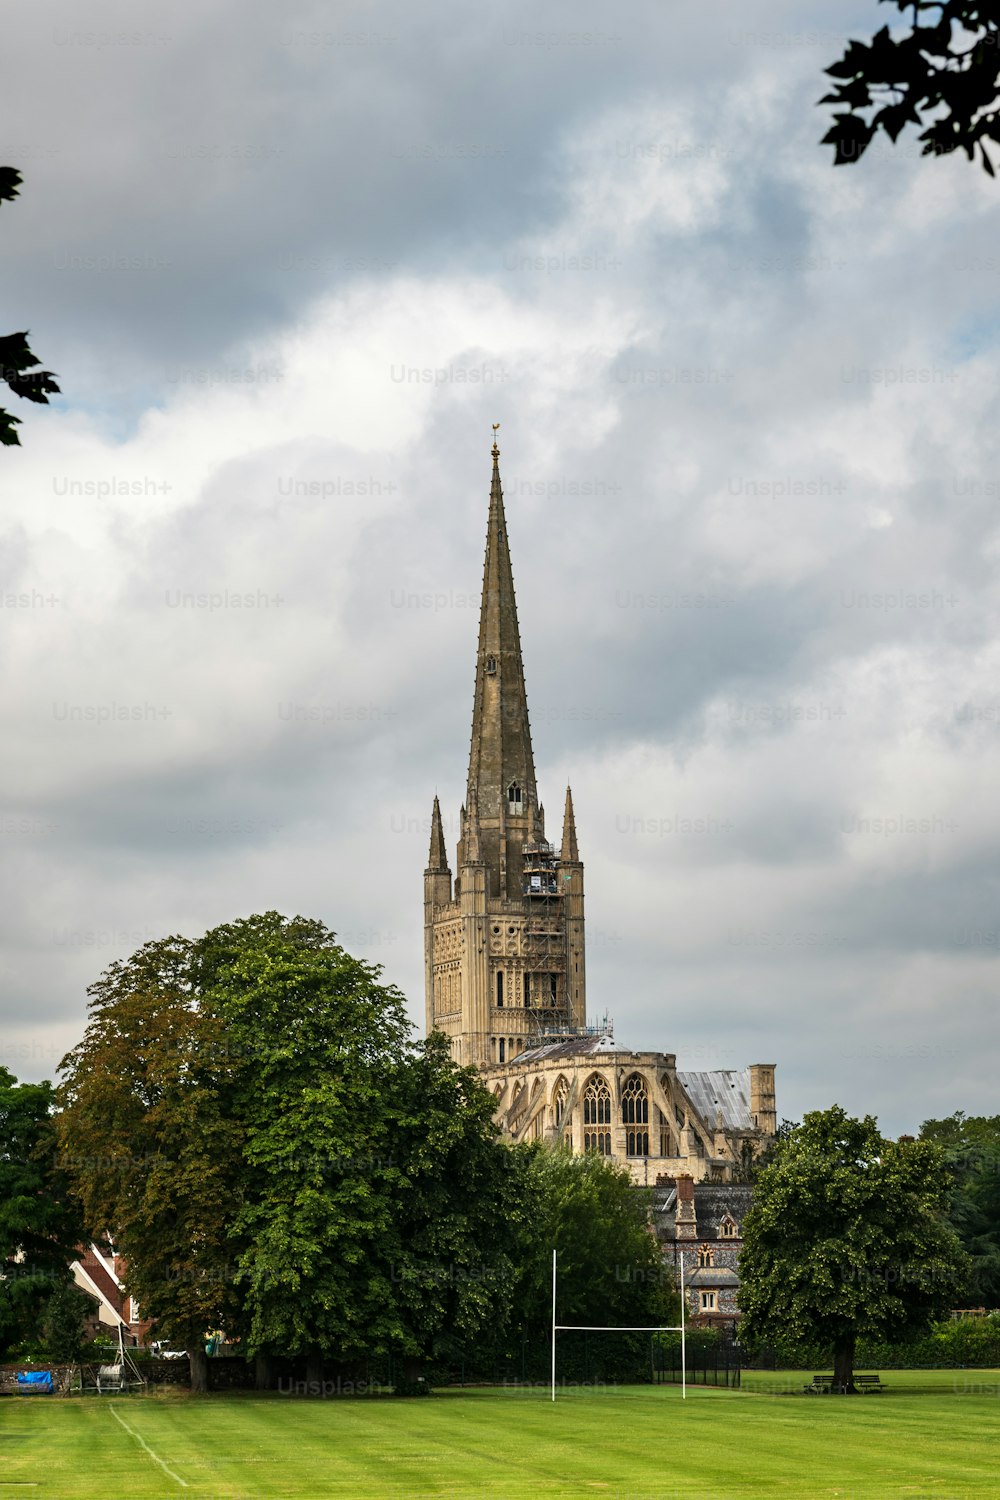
[0,167,21,205]
[820,1,1000,176]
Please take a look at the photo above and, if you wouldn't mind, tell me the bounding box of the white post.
[680,1251,686,1401]
[551,1249,557,1403]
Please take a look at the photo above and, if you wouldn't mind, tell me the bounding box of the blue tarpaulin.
[16,1371,54,1394]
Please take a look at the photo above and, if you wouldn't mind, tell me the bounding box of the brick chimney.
[674,1173,697,1241]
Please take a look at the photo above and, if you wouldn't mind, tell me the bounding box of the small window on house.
[697,1246,715,1268]
[720,1217,739,1239]
[699,1291,717,1312]
[485,655,497,674]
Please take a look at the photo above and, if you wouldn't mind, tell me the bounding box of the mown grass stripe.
[108,1407,188,1489]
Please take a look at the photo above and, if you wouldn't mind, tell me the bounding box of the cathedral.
[424,438,776,1188]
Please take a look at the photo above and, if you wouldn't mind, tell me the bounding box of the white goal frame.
[549,1249,688,1401]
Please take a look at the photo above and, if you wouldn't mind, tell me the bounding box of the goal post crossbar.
[550,1250,688,1402]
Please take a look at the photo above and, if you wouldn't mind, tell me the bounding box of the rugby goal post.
[550,1249,687,1401]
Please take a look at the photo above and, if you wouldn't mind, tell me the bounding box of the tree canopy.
[919,1111,1000,1306]
[56,913,524,1390]
[737,1105,969,1391]
[0,169,59,446]
[0,1066,85,1359]
[504,1145,678,1381]
[822,2,1000,173]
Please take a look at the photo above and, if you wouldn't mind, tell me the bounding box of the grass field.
[1,1370,998,1498]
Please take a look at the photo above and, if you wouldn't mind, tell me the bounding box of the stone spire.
[464,434,537,827]
[426,795,449,873]
[464,786,483,864]
[561,786,579,862]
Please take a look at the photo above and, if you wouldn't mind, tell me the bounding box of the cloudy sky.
[3,0,999,1135]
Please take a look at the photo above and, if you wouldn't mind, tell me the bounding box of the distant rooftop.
[514,1033,619,1064]
[677,1069,753,1132]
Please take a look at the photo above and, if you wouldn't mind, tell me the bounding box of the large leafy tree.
[0,1067,84,1358]
[58,913,521,1390]
[377,1032,526,1379]
[205,914,413,1375]
[821,2,1000,174]
[1,169,59,446]
[57,935,247,1390]
[919,1112,1000,1305]
[738,1105,969,1392]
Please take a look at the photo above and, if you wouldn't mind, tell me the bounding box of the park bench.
[855,1374,884,1393]
[805,1375,836,1393]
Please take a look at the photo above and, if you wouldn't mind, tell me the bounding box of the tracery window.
[657,1108,673,1159]
[583,1075,611,1125]
[553,1076,570,1128]
[585,1131,612,1156]
[583,1075,612,1154]
[720,1216,739,1239]
[697,1245,715,1268]
[622,1073,649,1157]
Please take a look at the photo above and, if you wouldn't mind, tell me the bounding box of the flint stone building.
[424,441,777,1195]
[655,1179,755,1325]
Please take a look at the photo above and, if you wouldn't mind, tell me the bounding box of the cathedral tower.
[424,438,587,1067]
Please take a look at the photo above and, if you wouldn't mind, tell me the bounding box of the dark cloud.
[2,0,999,1136]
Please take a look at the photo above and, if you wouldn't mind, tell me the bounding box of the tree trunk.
[305,1351,324,1392]
[403,1357,421,1385]
[188,1346,210,1395]
[254,1354,274,1392]
[833,1336,856,1394]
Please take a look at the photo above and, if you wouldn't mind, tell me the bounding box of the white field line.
[108,1407,188,1489]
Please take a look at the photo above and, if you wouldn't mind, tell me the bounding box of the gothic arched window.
[583,1075,612,1155]
[553,1075,570,1128]
[507,781,523,813]
[697,1245,715,1268]
[485,655,497,675]
[583,1075,611,1126]
[622,1074,649,1157]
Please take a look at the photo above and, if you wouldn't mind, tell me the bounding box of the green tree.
[919,1112,1000,1306]
[57,934,249,1391]
[41,1281,94,1364]
[0,169,60,446]
[58,913,522,1392]
[376,1032,525,1383]
[507,1146,678,1381]
[207,914,412,1380]
[0,1067,84,1358]
[738,1105,969,1392]
[821,2,1000,174]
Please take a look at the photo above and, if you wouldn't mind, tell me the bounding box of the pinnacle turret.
[561,785,579,862]
[426,795,449,873]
